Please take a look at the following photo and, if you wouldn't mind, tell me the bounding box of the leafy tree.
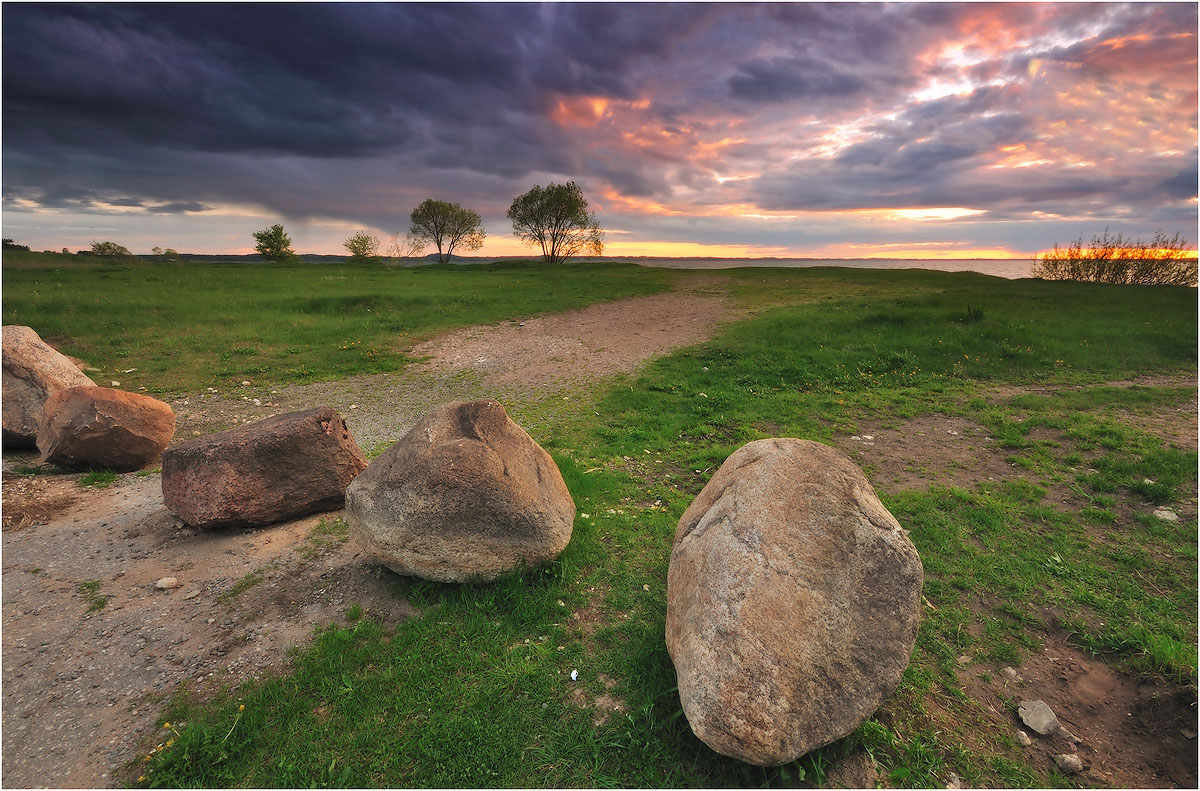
[1033,229,1196,286]
[2,238,30,251]
[507,181,604,263]
[408,199,486,263]
[151,246,180,261]
[90,240,132,257]
[343,231,381,262]
[252,224,296,262]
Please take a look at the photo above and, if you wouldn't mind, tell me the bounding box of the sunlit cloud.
[2,3,1194,257]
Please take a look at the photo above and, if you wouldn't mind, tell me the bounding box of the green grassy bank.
[2,250,675,395]
[3,253,1196,787]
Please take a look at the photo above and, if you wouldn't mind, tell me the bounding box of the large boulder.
[3,325,95,447]
[37,385,175,472]
[665,438,922,766]
[161,407,366,529]
[346,399,575,582]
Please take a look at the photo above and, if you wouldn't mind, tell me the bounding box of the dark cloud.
[729,56,867,102]
[147,201,212,214]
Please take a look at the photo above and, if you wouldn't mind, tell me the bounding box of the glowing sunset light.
[2,3,1193,258]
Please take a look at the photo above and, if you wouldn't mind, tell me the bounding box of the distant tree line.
[255,180,605,265]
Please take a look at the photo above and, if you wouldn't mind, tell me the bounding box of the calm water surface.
[577,256,1035,279]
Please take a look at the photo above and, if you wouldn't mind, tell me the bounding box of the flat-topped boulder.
[666,438,923,766]
[3,325,96,447]
[161,406,366,529]
[346,399,575,582]
[37,385,174,472]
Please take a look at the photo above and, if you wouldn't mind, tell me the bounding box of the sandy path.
[1,282,738,788]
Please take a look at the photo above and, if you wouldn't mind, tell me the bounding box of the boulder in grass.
[665,438,923,766]
[161,406,366,529]
[37,385,175,472]
[2,325,96,447]
[346,399,575,582]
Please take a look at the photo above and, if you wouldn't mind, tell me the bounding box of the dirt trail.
[1,282,740,788]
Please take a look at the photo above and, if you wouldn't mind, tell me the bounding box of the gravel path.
[1,281,739,788]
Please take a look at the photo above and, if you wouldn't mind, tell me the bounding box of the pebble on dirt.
[154,577,179,590]
[1015,730,1033,747]
[1018,699,1061,736]
[1054,753,1083,773]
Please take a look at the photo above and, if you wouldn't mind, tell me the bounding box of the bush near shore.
[1034,229,1197,286]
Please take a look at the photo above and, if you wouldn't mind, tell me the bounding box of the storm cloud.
[2,2,1195,256]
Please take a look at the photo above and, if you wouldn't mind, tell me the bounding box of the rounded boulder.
[3,325,96,447]
[37,385,175,472]
[346,399,575,582]
[665,438,923,766]
[161,406,366,529]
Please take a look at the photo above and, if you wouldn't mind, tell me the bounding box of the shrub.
[90,240,132,257]
[1033,229,1197,286]
[343,231,381,262]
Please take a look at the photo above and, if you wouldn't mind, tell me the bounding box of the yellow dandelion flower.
[239,704,246,712]
[163,722,171,729]
[138,776,145,783]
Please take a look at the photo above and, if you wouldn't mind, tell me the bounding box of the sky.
[2,2,1196,259]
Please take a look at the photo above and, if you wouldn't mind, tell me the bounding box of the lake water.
[570,256,1035,279]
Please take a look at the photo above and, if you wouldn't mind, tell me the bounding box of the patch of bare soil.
[1,283,737,788]
[1,465,414,788]
[957,632,1197,788]
[832,414,1014,495]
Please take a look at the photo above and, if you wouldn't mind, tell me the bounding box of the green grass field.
[2,250,675,395]
[3,252,1196,787]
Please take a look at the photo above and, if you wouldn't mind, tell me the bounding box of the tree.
[507,181,604,264]
[252,224,295,262]
[1033,229,1196,286]
[151,246,179,261]
[2,239,30,251]
[408,199,486,263]
[343,231,381,262]
[90,240,132,257]
[386,232,424,265]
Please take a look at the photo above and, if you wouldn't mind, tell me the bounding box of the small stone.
[241,380,251,386]
[1181,728,1196,740]
[1018,699,1061,736]
[182,590,200,600]
[1015,730,1032,747]
[1002,666,1020,682]
[945,772,965,789]
[1152,508,1179,522]
[1061,728,1081,744]
[154,577,179,590]
[1053,753,1082,774]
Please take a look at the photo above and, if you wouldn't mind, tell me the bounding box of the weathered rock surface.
[666,438,923,766]
[1054,753,1083,773]
[1018,699,1061,736]
[161,407,366,529]
[3,325,95,447]
[37,386,174,471]
[346,399,575,582]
